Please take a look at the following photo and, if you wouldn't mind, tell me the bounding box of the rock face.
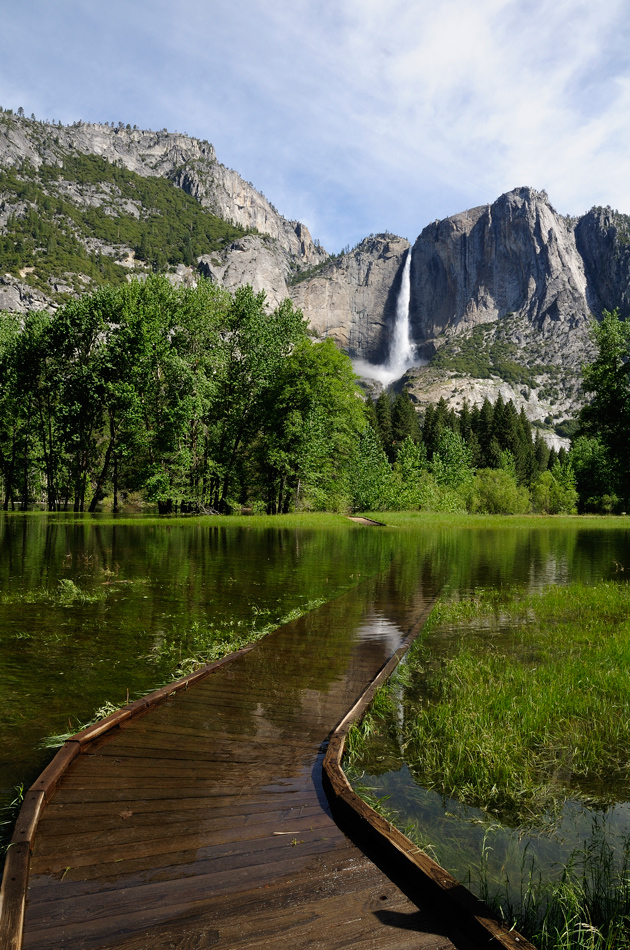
[199,235,291,310]
[0,114,327,271]
[408,187,590,356]
[289,234,410,362]
[0,274,50,313]
[575,207,630,319]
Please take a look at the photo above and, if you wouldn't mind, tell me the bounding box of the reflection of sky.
[360,764,630,910]
[2,2,630,251]
[354,613,405,652]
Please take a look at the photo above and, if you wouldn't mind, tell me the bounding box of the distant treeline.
[356,390,576,515]
[0,279,626,515]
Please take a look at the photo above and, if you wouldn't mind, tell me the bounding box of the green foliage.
[0,278,364,513]
[531,463,579,515]
[252,336,365,512]
[431,428,474,490]
[578,309,630,507]
[351,425,395,511]
[466,468,531,514]
[431,323,547,387]
[371,389,421,462]
[0,154,246,296]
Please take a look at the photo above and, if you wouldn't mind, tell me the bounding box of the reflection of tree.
[2,515,630,853]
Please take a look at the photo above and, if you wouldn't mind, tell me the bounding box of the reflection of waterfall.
[353,247,423,386]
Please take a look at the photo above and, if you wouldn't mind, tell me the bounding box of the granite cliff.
[289,234,410,362]
[0,112,326,310]
[2,113,630,440]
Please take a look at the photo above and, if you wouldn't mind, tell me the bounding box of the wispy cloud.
[2,0,629,249]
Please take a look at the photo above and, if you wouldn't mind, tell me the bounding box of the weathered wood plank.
[0,842,30,950]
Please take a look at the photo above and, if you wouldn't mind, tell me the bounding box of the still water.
[1,513,629,890]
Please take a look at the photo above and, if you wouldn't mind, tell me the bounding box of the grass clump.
[401,582,630,824]
[0,578,107,606]
[346,580,630,950]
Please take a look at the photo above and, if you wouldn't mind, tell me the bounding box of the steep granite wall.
[408,187,589,346]
[290,234,410,362]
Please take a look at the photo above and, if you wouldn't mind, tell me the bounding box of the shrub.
[531,470,578,514]
[467,468,531,514]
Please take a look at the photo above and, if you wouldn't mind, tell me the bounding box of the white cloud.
[2,0,630,247]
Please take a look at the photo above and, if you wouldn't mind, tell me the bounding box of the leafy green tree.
[570,436,618,513]
[253,337,364,512]
[531,463,578,514]
[431,428,474,491]
[466,469,531,514]
[579,309,630,505]
[392,436,428,508]
[351,424,395,511]
[204,288,307,511]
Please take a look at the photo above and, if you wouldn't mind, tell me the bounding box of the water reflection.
[350,525,630,920]
[2,513,629,880]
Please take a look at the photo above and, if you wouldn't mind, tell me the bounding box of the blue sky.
[2,0,630,252]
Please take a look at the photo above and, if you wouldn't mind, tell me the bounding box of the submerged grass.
[40,598,327,749]
[346,580,630,950]
[1,578,108,606]
[164,598,326,677]
[479,826,630,950]
[401,582,630,823]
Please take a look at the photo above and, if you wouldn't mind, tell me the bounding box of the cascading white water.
[353,247,420,385]
[388,247,414,374]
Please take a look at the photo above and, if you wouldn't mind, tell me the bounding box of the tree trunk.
[88,415,116,511]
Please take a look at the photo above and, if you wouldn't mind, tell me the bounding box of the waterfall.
[353,247,420,385]
[387,247,414,374]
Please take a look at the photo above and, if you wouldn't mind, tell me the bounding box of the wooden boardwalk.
[3,575,522,950]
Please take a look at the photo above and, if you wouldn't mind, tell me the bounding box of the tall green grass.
[402,582,630,823]
[346,581,630,950]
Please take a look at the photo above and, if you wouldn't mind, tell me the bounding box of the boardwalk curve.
[1,571,529,950]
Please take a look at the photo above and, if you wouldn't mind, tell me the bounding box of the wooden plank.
[26,839,343,924]
[10,791,45,849]
[30,808,336,866]
[38,795,323,830]
[0,842,30,950]
[28,742,81,801]
[40,792,323,827]
[71,708,132,745]
[25,860,457,950]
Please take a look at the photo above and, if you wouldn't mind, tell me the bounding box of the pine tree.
[391,390,421,453]
[374,391,393,460]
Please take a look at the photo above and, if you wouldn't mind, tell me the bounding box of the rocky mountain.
[401,188,630,439]
[291,187,630,443]
[290,233,410,362]
[0,111,326,310]
[2,112,630,443]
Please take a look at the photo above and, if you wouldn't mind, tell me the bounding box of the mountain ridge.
[1,111,630,444]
